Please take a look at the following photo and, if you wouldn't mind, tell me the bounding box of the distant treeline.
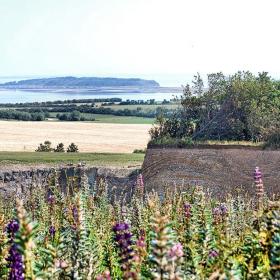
[0,98,123,108]
[0,98,171,108]
[20,105,169,118]
[0,98,174,120]
[56,111,94,121]
[0,109,48,121]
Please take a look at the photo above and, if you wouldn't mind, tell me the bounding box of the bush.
[53,143,65,153]
[67,143,79,153]
[133,149,146,154]
[149,135,194,147]
[35,140,53,152]
[264,130,280,149]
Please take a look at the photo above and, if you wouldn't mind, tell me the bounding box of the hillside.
[0,76,160,88]
[142,147,280,198]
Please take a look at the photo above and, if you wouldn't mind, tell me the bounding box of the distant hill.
[0,76,160,88]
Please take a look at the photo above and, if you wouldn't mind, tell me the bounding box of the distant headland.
[0,76,160,88]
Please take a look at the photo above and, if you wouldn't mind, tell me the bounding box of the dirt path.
[0,121,151,153]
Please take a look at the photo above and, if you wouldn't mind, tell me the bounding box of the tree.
[150,71,280,142]
[70,111,81,121]
[35,140,53,152]
[67,143,79,153]
[54,143,65,153]
[192,72,204,97]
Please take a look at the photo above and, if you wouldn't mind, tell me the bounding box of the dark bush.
[35,140,53,152]
[67,143,79,153]
[264,130,280,149]
[54,143,65,152]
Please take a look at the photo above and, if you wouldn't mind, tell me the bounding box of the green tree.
[54,143,65,152]
[35,140,53,152]
[67,143,79,153]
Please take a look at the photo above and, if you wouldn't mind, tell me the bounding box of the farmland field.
[0,151,144,166]
[48,112,155,124]
[102,103,180,112]
[0,121,151,153]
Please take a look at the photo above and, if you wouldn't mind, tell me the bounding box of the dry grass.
[0,121,151,153]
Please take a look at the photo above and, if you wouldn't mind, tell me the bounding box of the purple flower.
[209,249,219,259]
[220,204,228,215]
[6,244,24,280]
[212,207,221,216]
[47,194,55,204]
[49,225,56,238]
[113,223,129,232]
[112,222,134,272]
[254,167,262,180]
[183,203,192,219]
[6,220,19,239]
[72,206,78,223]
[6,220,24,280]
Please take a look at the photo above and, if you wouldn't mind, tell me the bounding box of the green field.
[0,152,145,166]
[49,112,155,124]
[103,103,180,112]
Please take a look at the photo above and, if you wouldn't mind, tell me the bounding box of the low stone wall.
[142,147,280,198]
[0,165,139,201]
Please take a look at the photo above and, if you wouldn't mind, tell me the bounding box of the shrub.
[264,130,280,149]
[53,143,65,153]
[35,140,53,152]
[67,143,79,153]
[133,149,146,154]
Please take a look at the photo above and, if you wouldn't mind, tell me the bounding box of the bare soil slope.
[142,148,280,198]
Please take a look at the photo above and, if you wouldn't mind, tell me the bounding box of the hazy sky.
[1,0,280,85]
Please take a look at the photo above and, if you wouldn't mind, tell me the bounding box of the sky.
[0,0,280,86]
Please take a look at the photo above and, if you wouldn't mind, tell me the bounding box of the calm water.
[0,77,181,103]
[0,88,182,103]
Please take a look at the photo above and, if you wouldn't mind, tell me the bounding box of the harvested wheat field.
[0,121,151,153]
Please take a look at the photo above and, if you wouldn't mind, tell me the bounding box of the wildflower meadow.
[0,167,279,279]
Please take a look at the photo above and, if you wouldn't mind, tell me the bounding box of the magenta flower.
[96,270,111,280]
[254,167,262,180]
[136,174,144,189]
[209,249,219,259]
[168,243,184,259]
[254,166,264,199]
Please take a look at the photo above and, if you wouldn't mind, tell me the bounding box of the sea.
[0,76,185,104]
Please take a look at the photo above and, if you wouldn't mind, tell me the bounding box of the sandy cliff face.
[142,147,280,198]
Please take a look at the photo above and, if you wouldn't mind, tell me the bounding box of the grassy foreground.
[0,152,144,166]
